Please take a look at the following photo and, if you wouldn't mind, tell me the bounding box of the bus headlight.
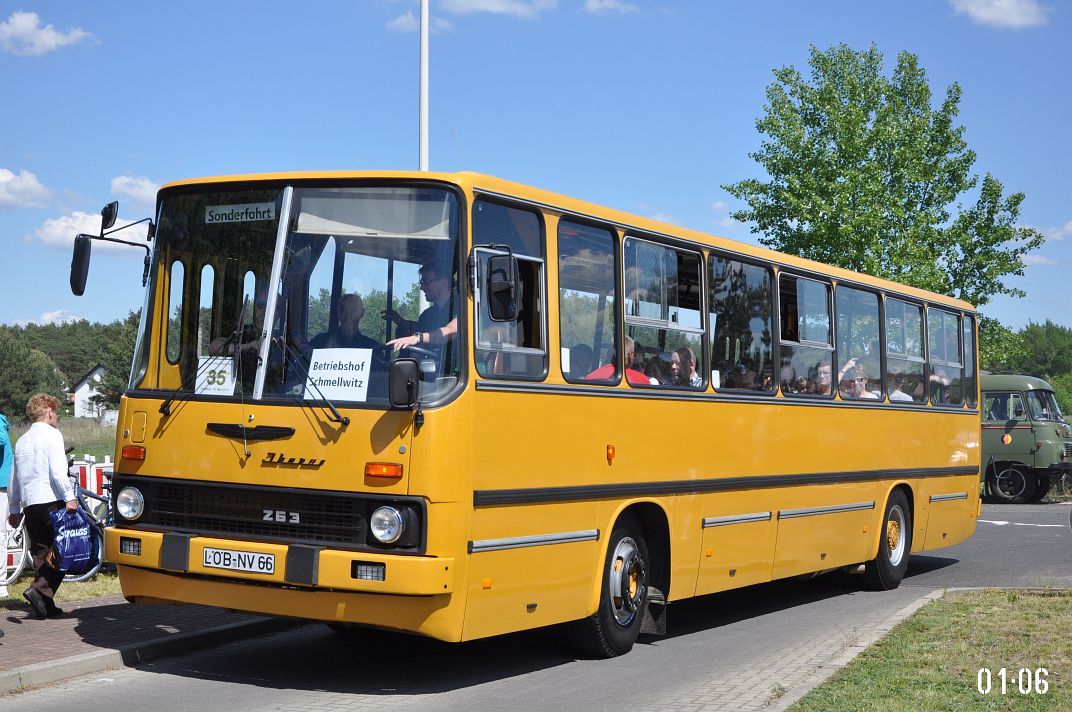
[370,506,405,544]
[116,487,145,520]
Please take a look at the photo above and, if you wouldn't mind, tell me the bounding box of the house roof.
[69,364,107,393]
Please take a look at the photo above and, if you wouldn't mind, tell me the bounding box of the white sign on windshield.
[305,348,372,402]
[205,202,276,224]
[196,356,236,395]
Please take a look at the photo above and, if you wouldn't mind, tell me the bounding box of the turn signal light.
[365,462,403,479]
[121,445,146,461]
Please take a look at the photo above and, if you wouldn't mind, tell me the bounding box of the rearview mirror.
[486,252,520,322]
[101,201,118,232]
[389,358,420,408]
[71,234,93,296]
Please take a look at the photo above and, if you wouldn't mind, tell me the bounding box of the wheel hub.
[608,537,646,627]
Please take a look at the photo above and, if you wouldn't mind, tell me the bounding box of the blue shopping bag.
[49,508,98,575]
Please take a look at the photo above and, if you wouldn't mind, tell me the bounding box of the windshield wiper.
[272,335,350,427]
[160,297,251,416]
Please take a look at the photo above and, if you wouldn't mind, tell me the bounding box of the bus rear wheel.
[570,516,649,658]
[863,490,912,591]
[988,463,1035,504]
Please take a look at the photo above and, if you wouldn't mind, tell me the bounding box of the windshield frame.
[128,177,469,411]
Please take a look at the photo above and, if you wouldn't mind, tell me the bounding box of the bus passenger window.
[778,275,832,396]
[710,256,774,392]
[886,298,926,403]
[558,220,617,383]
[928,308,963,406]
[963,315,978,408]
[835,286,881,400]
[623,237,704,389]
[474,200,547,380]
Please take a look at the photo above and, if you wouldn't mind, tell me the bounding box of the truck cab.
[981,373,1072,503]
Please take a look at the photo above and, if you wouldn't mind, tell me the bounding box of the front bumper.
[105,527,453,595]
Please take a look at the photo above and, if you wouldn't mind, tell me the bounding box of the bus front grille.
[114,475,367,548]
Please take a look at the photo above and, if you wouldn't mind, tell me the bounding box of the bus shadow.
[129,567,942,696]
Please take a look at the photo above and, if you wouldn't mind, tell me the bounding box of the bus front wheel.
[863,490,912,591]
[570,516,649,658]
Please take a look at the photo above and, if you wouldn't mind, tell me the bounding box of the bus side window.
[623,237,704,389]
[710,255,774,392]
[473,200,547,380]
[559,220,617,383]
[778,274,833,396]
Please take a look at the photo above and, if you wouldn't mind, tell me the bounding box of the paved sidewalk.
[0,593,297,694]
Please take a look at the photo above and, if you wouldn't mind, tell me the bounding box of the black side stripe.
[473,466,978,507]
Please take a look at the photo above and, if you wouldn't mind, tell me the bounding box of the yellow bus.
[71,171,980,657]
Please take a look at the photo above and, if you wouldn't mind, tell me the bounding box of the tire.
[987,463,1036,504]
[863,490,912,591]
[1,523,29,586]
[1027,474,1052,503]
[570,516,649,658]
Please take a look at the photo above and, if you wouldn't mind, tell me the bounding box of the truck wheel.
[570,516,649,658]
[988,464,1035,504]
[863,489,912,591]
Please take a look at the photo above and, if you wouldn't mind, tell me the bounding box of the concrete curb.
[766,587,947,712]
[0,617,302,696]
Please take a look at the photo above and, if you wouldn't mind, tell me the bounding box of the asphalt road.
[2,502,1068,711]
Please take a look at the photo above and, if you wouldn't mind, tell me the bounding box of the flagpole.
[419,0,429,171]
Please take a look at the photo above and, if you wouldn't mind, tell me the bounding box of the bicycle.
[63,452,111,583]
[1,521,28,587]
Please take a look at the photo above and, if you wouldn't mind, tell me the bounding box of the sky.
[1,0,1069,330]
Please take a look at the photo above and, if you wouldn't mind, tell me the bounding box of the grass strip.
[791,589,1071,711]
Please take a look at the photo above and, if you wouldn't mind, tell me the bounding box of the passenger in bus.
[568,343,595,380]
[811,362,833,395]
[385,259,458,353]
[310,293,380,351]
[673,347,702,387]
[585,336,648,385]
[841,365,879,399]
[889,372,915,402]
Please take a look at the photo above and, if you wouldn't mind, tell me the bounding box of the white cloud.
[1021,254,1057,266]
[111,175,159,211]
[9,310,83,326]
[950,0,1048,28]
[439,0,557,19]
[1044,220,1072,240]
[711,200,728,213]
[0,168,50,209]
[386,9,454,32]
[0,11,95,56]
[38,310,80,325]
[29,211,149,252]
[583,0,638,14]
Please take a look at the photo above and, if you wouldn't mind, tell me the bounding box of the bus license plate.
[202,547,275,575]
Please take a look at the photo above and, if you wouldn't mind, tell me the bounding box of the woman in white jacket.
[6,393,77,619]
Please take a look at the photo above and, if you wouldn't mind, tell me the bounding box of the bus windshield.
[142,183,461,407]
[1025,389,1063,422]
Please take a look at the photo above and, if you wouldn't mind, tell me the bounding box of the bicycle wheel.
[62,523,104,584]
[1,523,29,587]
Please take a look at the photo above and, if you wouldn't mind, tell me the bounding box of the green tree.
[724,44,1044,310]
[0,329,66,421]
[978,316,1027,373]
[1014,320,1072,379]
[90,311,141,410]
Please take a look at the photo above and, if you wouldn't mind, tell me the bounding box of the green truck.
[981,373,1072,503]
